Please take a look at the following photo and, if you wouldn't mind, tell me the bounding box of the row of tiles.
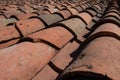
[0,0,119,80]
[0,0,108,49]
[0,0,108,15]
[0,0,102,6]
[34,1,120,80]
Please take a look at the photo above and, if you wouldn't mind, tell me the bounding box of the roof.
[0,0,119,80]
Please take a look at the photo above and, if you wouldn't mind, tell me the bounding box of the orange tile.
[24,26,74,48]
[15,18,45,36]
[0,42,57,80]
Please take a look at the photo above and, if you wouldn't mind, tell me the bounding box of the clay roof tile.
[0,42,57,80]
[15,17,45,36]
[23,26,74,49]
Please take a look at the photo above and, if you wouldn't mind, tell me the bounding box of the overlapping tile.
[57,1,120,80]
[58,37,120,80]
[15,17,45,36]
[23,26,74,49]
[0,0,119,80]
[0,42,57,80]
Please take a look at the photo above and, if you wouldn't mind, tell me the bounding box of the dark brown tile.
[39,14,63,26]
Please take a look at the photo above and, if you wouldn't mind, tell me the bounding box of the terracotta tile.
[59,36,120,80]
[42,8,52,14]
[51,41,80,70]
[106,9,120,16]
[96,5,102,10]
[0,14,6,19]
[94,5,102,10]
[46,8,54,14]
[55,5,65,10]
[15,18,45,36]
[86,3,91,7]
[65,2,71,6]
[74,6,83,12]
[0,38,20,49]
[91,23,120,38]
[53,8,60,13]
[0,1,117,80]
[0,18,17,29]
[85,9,97,17]
[78,12,93,25]
[111,3,119,8]
[54,9,72,19]
[59,18,88,41]
[17,7,26,13]
[24,26,74,49]
[18,6,33,13]
[0,26,20,42]
[102,16,120,25]
[92,5,102,12]
[103,12,120,21]
[86,17,100,30]
[0,42,57,80]
[80,5,87,9]
[67,7,79,15]
[90,6,99,12]
[34,6,47,12]
[45,4,54,9]
[3,6,17,11]
[54,6,60,11]
[109,7,119,11]
[10,13,38,20]
[84,4,89,8]
[66,5,72,8]
[43,4,55,13]
[39,14,63,26]
[96,13,103,18]
[8,5,18,9]
[61,3,68,7]
[49,1,55,5]
[69,3,76,7]
[3,11,22,18]
[31,11,40,15]
[33,10,45,15]
[32,64,58,80]
[98,4,105,9]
